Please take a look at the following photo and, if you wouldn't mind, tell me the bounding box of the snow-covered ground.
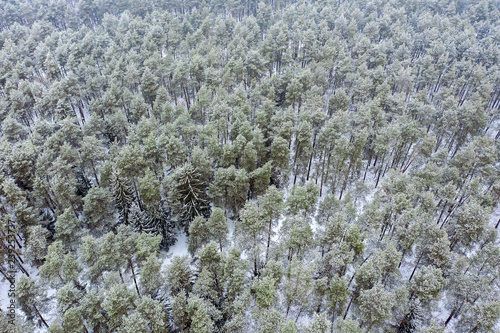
[2,164,499,332]
[0,252,57,332]
[161,228,189,269]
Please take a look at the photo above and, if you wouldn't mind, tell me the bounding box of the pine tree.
[207,207,228,252]
[283,257,313,317]
[111,170,135,224]
[329,275,349,322]
[238,200,265,276]
[334,318,363,333]
[192,267,219,304]
[80,135,106,185]
[16,275,49,327]
[259,185,284,263]
[79,290,107,332]
[188,295,215,333]
[255,309,284,333]
[138,168,161,209]
[55,283,84,314]
[188,216,210,255]
[139,254,163,296]
[409,266,446,303]
[357,282,395,330]
[136,295,171,333]
[83,186,115,232]
[174,163,211,231]
[102,284,136,331]
[62,307,87,333]
[171,291,189,331]
[54,207,81,249]
[210,166,250,216]
[166,255,193,296]
[25,225,49,266]
[305,312,331,333]
[253,276,277,309]
[286,181,319,218]
[39,241,80,288]
[121,311,149,333]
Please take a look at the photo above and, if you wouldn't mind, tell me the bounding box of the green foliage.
[172,163,211,229]
[54,207,81,249]
[286,182,319,217]
[410,266,447,303]
[83,186,114,231]
[139,254,163,295]
[210,165,249,216]
[166,256,193,296]
[102,284,136,330]
[39,241,80,287]
[16,275,48,325]
[1,0,500,331]
[305,312,331,333]
[253,276,277,309]
[357,282,395,329]
[138,168,161,208]
[334,318,363,333]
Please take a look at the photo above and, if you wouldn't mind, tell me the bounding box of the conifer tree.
[16,276,49,327]
[111,170,135,223]
[174,163,211,230]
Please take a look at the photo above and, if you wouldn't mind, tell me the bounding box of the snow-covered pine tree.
[111,170,135,224]
[174,163,211,231]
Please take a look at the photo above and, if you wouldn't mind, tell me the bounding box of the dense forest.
[0,0,500,332]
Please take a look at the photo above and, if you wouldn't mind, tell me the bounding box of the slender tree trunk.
[444,308,455,326]
[436,201,448,225]
[129,259,141,296]
[306,151,314,181]
[398,248,407,268]
[295,306,304,323]
[343,295,353,319]
[253,234,259,276]
[315,150,324,184]
[265,219,272,263]
[293,142,301,185]
[90,159,99,186]
[306,134,317,181]
[119,269,125,284]
[440,205,457,229]
[320,152,331,197]
[34,304,49,328]
[409,252,423,281]
[363,158,370,182]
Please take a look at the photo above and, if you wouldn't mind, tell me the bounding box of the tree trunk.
[34,304,49,328]
[409,252,423,281]
[90,159,100,186]
[129,259,141,296]
[343,295,353,319]
[444,308,455,326]
[320,152,331,197]
[265,219,273,263]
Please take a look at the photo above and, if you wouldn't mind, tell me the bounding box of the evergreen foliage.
[0,0,500,332]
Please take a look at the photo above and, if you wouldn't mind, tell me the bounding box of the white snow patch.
[161,229,189,269]
[0,255,57,333]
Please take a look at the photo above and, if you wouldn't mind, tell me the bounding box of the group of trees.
[1,0,500,332]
